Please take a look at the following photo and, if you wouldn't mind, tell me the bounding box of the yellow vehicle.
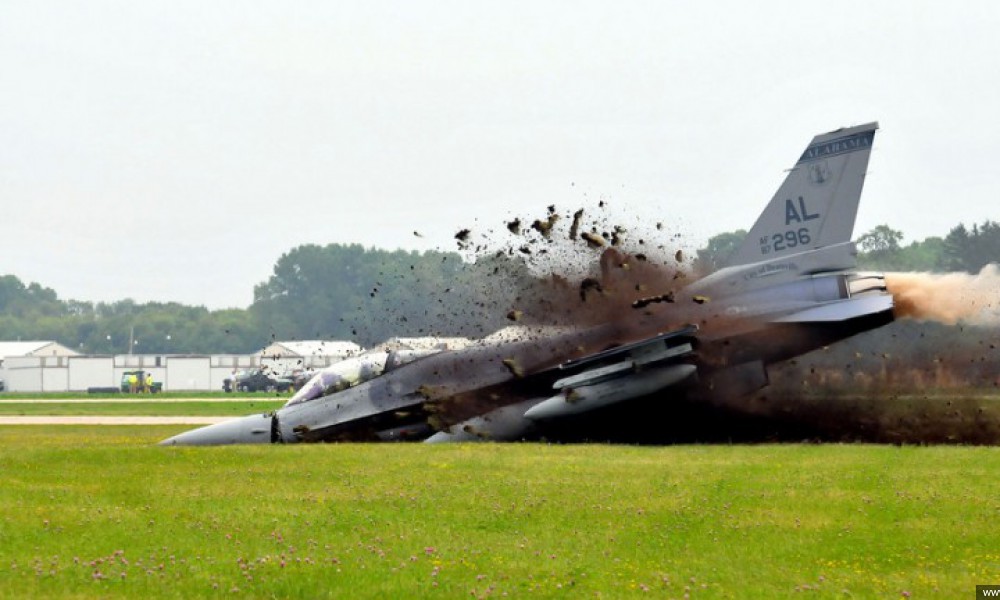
[120,370,162,393]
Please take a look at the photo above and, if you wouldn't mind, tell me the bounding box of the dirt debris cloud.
[886,265,1000,326]
[454,202,695,330]
[379,204,1000,444]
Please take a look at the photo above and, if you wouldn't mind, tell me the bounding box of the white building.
[0,341,80,391]
[1,352,268,393]
[0,339,368,393]
[0,341,79,362]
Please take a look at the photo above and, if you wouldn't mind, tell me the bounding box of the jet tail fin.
[727,122,878,268]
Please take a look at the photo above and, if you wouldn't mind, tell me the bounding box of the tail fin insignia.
[726,122,878,268]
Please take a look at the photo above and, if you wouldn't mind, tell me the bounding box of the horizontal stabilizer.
[772,294,893,324]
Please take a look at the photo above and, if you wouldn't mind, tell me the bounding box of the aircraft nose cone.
[159,413,274,446]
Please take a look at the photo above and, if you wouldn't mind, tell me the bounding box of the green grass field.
[0,391,288,400]
[2,427,999,598]
[0,401,286,417]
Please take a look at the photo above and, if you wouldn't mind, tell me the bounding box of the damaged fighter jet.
[162,122,894,446]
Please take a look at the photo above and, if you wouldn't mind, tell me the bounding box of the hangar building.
[0,340,363,393]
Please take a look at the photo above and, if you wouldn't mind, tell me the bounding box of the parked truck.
[120,370,163,394]
[223,369,292,393]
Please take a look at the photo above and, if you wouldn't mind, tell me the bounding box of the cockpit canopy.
[283,349,444,407]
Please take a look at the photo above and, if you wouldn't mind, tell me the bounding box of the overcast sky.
[2,1,998,309]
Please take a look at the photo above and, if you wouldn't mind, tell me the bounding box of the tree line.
[0,275,263,354]
[695,220,1000,275]
[0,244,527,354]
[3,220,998,355]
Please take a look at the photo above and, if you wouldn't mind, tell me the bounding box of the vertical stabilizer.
[727,122,878,267]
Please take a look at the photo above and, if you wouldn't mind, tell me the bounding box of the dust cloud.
[886,265,1000,326]
[404,208,1000,445]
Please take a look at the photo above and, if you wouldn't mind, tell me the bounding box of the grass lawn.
[0,401,286,417]
[1,427,999,598]
[0,391,286,400]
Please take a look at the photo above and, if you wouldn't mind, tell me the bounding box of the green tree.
[857,225,903,254]
[894,237,946,271]
[250,244,497,346]
[856,225,905,271]
[694,229,747,275]
[943,221,1000,273]
[855,226,948,272]
[0,275,64,319]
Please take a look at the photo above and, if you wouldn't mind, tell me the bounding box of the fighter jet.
[162,121,893,446]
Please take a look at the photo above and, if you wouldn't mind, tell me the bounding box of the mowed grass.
[0,391,266,400]
[0,401,286,416]
[1,428,999,599]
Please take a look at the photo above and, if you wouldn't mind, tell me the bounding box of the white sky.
[2,1,998,309]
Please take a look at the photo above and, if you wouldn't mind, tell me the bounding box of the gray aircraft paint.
[160,122,895,447]
[727,122,877,268]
